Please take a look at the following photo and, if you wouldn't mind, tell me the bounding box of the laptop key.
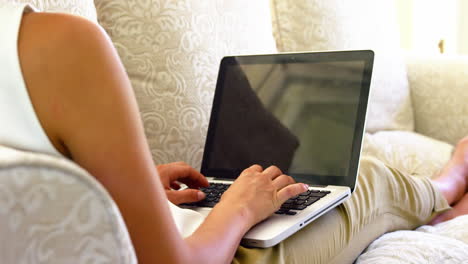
[293,205,307,210]
[285,210,297,215]
[275,210,286,215]
[294,200,305,205]
[305,198,320,206]
[309,192,327,197]
[281,204,294,210]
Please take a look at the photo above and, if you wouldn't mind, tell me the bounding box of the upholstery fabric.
[0,146,137,264]
[95,0,277,168]
[6,0,97,22]
[362,131,453,179]
[2,0,468,262]
[270,0,414,133]
[406,54,468,145]
[356,215,468,263]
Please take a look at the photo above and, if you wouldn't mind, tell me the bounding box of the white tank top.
[0,2,204,237]
[0,2,62,157]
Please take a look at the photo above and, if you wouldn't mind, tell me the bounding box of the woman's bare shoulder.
[18,12,117,157]
[19,12,110,62]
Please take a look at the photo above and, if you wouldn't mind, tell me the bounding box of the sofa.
[1,0,468,263]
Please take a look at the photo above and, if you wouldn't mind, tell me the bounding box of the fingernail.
[198,191,206,200]
[303,184,309,191]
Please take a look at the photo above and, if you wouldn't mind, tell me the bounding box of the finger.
[172,161,190,167]
[277,183,309,205]
[171,164,210,188]
[271,174,295,190]
[156,163,208,190]
[262,165,283,180]
[166,189,206,205]
[247,164,263,172]
[240,164,263,177]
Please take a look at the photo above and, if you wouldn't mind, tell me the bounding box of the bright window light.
[396,0,463,54]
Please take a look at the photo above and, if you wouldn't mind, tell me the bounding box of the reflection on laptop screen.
[206,58,366,180]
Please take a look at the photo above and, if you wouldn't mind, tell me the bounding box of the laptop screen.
[201,51,373,189]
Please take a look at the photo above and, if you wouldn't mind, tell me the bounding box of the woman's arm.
[18,12,306,263]
[19,12,191,263]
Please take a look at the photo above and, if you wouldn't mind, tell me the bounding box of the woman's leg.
[233,141,468,264]
[430,136,468,224]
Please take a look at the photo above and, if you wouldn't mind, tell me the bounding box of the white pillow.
[8,0,97,22]
[95,0,277,168]
[270,0,414,133]
[406,54,468,145]
[362,131,453,179]
[356,228,468,263]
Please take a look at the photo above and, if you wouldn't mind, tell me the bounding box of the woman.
[1,3,467,263]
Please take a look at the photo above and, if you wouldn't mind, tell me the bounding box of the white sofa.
[2,0,468,263]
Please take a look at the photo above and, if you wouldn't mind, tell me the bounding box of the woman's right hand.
[217,164,309,228]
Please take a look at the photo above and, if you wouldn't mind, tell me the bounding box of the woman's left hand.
[156,162,209,205]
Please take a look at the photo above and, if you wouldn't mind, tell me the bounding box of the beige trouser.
[233,156,451,264]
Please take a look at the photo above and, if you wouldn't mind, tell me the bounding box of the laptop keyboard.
[183,183,331,216]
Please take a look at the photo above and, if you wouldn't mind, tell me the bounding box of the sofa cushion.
[362,131,454,179]
[406,54,468,145]
[0,146,137,264]
[95,0,277,168]
[9,0,97,22]
[356,215,468,263]
[270,0,414,133]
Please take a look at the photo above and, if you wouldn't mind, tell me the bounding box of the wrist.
[213,201,253,234]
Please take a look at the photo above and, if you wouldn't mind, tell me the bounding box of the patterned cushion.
[270,0,414,133]
[94,0,277,168]
[406,54,468,145]
[0,146,136,264]
[357,216,468,263]
[8,0,97,21]
[362,131,454,179]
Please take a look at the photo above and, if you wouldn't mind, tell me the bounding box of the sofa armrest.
[0,146,136,264]
[405,54,468,145]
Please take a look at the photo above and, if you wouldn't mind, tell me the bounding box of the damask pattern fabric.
[362,131,454,179]
[270,0,414,133]
[95,0,277,168]
[0,146,137,264]
[5,0,97,22]
[406,54,468,145]
[356,215,468,263]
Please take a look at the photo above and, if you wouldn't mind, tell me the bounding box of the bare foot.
[431,136,468,205]
[429,192,468,225]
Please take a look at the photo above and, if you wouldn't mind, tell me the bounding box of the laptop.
[182,50,374,248]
